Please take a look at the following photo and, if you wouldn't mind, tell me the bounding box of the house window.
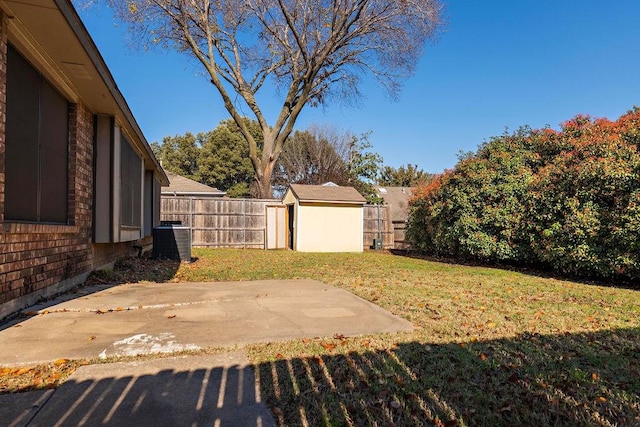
[5,44,69,223]
[120,135,142,227]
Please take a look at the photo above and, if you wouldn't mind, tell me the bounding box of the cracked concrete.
[0,279,413,366]
[1,279,413,426]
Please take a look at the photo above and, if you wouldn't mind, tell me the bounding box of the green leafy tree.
[347,133,384,204]
[151,132,201,178]
[378,164,433,187]
[197,118,261,198]
[82,0,443,197]
[153,118,260,197]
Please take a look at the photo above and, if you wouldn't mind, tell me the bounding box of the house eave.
[0,0,168,186]
[53,0,169,186]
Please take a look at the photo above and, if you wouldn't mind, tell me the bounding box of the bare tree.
[93,0,443,197]
[272,125,351,193]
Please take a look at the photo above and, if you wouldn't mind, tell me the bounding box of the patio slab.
[0,279,413,366]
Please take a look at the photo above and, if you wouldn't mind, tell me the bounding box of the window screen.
[120,135,142,227]
[5,45,68,223]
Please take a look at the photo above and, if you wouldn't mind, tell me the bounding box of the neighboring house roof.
[287,184,366,204]
[376,186,414,222]
[4,0,168,185]
[162,172,226,196]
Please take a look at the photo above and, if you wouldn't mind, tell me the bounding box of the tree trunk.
[254,157,277,199]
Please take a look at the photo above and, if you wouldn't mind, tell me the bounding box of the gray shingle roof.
[162,171,226,196]
[376,186,413,221]
[288,184,366,204]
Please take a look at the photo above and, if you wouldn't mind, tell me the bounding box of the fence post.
[377,204,382,244]
[242,199,246,249]
[190,196,194,246]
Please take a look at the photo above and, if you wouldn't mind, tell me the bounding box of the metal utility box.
[153,225,191,262]
[373,238,383,250]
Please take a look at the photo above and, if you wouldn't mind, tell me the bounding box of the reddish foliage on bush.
[407,107,640,281]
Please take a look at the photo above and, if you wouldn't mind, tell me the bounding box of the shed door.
[266,205,287,249]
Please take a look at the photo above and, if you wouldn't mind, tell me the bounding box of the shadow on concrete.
[256,327,640,426]
[0,258,183,332]
[3,328,638,426]
[4,356,274,427]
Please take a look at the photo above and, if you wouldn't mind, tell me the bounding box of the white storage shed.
[283,184,366,252]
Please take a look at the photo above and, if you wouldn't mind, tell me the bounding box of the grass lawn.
[3,248,640,426]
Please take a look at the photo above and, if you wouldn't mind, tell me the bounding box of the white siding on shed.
[295,203,363,252]
[283,184,365,253]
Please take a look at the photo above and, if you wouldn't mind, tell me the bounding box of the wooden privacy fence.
[161,196,395,249]
[363,204,394,250]
[161,197,274,249]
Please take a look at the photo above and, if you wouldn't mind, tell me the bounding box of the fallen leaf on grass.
[14,367,32,376]
[54,359,68,366]
[592,372,599,381]
[275,353,284,359]
[498,404,513,413]
[333,333,346,340]
[479,353,489,361]
[320,342,337,351]
[596,396,607,403]
[301,338,311,344]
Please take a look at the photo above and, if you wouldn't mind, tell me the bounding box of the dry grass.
[2,249,639,426]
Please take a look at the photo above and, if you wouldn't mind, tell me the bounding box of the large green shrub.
[407,108,640,281]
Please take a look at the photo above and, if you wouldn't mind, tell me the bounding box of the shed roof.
[162,172,226,196]
[287,184,366,204]
[376,186,414,222]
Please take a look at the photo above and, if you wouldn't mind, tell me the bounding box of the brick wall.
[0,11,151,320]
[0,99,98,314]
[0,98,140,319]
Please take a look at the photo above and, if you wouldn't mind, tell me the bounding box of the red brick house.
[0,0,168,319]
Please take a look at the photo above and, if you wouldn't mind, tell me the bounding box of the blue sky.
[78,1,640,174]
